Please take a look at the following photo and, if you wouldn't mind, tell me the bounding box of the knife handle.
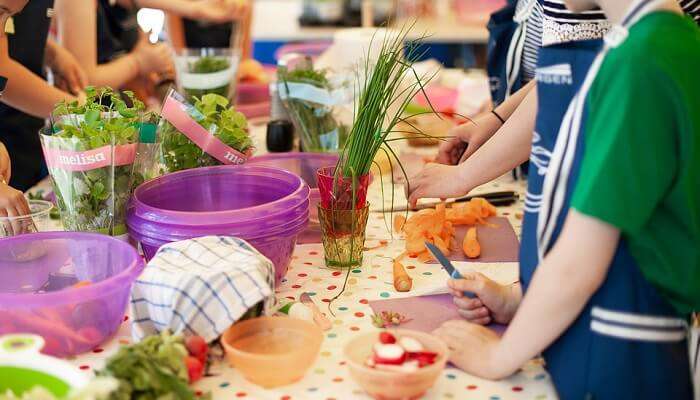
[451,270,476,299]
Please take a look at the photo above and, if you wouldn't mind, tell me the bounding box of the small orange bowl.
[222,316,323,388]
[344,329,449,400]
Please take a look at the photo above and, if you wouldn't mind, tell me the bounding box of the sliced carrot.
[462,227,481,259]
[433,235,450,256]
[393,214,406,233]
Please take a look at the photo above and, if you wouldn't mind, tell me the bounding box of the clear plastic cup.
[0,200,54,237]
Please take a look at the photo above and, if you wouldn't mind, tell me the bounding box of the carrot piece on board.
[406,232,427,256]
[393,259,412,292]
[462,227,481,259]
[394,214,406,233]
[433,235,450,256]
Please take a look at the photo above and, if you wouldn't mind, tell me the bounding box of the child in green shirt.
[432,0,700,398]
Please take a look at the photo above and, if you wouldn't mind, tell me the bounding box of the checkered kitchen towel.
[130,236,275,342]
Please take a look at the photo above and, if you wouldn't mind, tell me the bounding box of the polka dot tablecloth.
[59,169,558,400]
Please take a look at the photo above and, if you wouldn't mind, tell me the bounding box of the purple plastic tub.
[127,165,309,284]
[0,232,143,357]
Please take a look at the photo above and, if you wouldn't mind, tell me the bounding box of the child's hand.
[190,0,248,23]
[0,182,31,235]
[435,112,502,165]
[433,320,511,380]
[405,163,471,208]
[448,273,520,325]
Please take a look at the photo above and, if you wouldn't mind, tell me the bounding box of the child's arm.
[407,87,537,206]
[437,80,537,165]
[434,210,619,379]
[139,0,248,24]
[0,35,77,118]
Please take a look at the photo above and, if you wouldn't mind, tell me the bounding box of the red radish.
[398,337,423,353]
[184,356,204,383]
[185,335,209,364]
[407,351,439,367]
[378,332,396,344]
[373,343,406,365]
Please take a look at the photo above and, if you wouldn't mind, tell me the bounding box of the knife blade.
[372,191,519,213]
[424,241,475,299]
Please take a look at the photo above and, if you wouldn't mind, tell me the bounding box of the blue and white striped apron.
[520,1,693,398]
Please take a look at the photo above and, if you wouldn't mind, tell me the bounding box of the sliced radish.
[398,337,423,352]
[373,343,406,365]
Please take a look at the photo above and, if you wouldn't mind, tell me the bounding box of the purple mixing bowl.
[127,165,310,284]
[0,232,143,357]
[130,165,310,226]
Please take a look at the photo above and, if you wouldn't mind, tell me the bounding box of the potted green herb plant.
[175,48,240,100]
[40,87,144,237]
[158,90,253,174]
[278,65,352,153]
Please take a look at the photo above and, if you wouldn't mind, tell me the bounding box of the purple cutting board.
[426,216,519,264]
[369,294,506,335]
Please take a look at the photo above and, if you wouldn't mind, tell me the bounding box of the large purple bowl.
[127,165,310,284]
[0,232,143,357]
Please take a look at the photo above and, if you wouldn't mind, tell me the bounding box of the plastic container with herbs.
[40,87,144,237]
[158,89,253,174]
[175,48,240,100]
[277,65,352,153]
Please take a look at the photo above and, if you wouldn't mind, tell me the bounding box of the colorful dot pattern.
[62,148,552,399]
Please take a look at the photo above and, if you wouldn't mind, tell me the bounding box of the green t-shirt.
[572,12,700,317]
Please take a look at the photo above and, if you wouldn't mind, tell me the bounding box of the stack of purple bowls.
[127,165,309,285]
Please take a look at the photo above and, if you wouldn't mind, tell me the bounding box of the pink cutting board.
[369,293,506,334]
[426,216,519,264]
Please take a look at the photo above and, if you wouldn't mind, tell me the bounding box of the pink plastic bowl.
[0,232,144,357]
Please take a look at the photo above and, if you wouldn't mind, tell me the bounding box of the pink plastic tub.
[0,232,143,357]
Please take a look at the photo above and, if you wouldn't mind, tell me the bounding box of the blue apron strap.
[535,0,668,260]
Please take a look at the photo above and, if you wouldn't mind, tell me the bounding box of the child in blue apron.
[433,0,699,398]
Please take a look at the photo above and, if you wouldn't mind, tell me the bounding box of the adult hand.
[47,43,88,95]
[0,182,31,236]
[433,320,511,380]
[448,273,521,325]
[405,163,471,208]
[133,39,175,79]
[435,112,503,165]
[190,0,248,23]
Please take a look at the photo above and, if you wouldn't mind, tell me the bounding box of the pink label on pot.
[161,95,249,165]
[42,143,137,171]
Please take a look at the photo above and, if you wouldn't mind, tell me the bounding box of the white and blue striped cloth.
[130,236,275,342]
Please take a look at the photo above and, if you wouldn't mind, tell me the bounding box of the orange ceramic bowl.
[222,316,323,388]
[344,329,449,400]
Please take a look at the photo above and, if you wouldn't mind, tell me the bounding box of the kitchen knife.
[424,241,476,299]
[372,191,519,213]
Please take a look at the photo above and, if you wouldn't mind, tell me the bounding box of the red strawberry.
[184,355,204,383]
[185,335,209,365]
[378,331,396,344]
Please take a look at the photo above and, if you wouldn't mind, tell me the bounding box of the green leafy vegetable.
[0,377,118,400]
[159,93,252,173]
[184,56,231,98]
[44,87,144,235]
[96,331,209,400]
[278,66,349,152]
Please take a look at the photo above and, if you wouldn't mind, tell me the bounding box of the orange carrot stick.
[463,227,481,259]
[393,259,412,292]
[394,214,406,233]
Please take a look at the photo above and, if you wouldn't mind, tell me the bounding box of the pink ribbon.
[42,143,137,172]
[161,95,249,165]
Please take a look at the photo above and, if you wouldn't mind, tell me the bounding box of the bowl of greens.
[175,48,240,101]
